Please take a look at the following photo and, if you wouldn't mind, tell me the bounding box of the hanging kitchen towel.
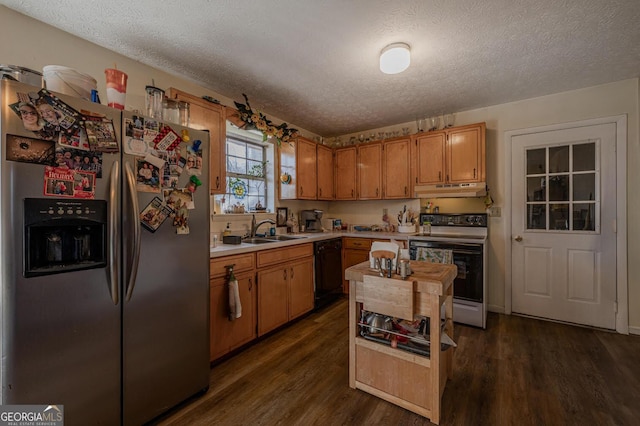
[416,248,453,264]
[228,275,242,321]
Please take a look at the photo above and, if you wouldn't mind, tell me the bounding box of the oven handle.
[409,244,482,256]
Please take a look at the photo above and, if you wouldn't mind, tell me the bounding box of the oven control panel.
[419,213,487,227]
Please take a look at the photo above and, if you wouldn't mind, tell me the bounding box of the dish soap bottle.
[223,222,231,236]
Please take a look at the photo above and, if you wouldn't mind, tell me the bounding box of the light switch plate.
[489,206,501,217]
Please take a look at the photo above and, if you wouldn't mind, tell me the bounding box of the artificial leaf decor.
[233,93,298,145]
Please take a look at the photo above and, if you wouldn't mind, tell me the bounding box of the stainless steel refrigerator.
[0,79,210,425]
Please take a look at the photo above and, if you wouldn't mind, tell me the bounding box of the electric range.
[409,213,488,328]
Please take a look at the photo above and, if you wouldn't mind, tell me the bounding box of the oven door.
[409,240,483,303]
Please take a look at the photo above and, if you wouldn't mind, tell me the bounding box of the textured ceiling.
[2,0,640,137]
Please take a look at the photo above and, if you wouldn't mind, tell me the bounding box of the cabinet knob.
[284,269,287,280]
[216,176,220,189]
[248,277,252,290]
[291,267,294,279]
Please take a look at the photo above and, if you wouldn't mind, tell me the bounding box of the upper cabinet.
[279,136,319,200]
[413,122,486,190]
[357,142,382,200]
[168,88,226,194]
[335,146,357,200]
[382,137,412,199]
[317,144,334,200]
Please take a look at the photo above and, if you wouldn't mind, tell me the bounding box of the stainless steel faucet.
[251,214,276,237]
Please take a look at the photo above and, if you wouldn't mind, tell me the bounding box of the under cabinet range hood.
[414,182,487,198]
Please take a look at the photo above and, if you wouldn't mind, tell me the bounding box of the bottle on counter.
[223,222,231,236]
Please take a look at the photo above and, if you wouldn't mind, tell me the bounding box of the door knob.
[514,235,523,242]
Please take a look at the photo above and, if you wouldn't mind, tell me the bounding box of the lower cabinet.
[210,271,257,361]
[342,238,373,294]
[256,243,314,336]
[209,253,257,362]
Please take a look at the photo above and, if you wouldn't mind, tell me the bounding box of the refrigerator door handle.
[124,161,141,301]
[108,161,120,305]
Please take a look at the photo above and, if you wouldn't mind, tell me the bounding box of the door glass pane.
[526,148,546,174]
[573,142,595,172]
[573,203,595,231]
[573,173,595,201]
[549,146,569,173]
[527,204,546,229]
[549,204,569,230]
[527,177,545,201]
[549,175,569,201]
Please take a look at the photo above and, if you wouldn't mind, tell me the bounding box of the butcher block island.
[345,261,457,424]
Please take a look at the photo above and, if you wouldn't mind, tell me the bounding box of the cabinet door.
[447,124,485,183]
[415,132,446,185]
[210,271,257,361]
[296,137,317,199]
[169,88,226,194]
[317,144,334,200]
[335,147,357,200]
[227,271,257,351]
[257,266,289,336]
[279,140,297,200]
[383,138,411,199]
[288,257,314,320]
[357,143,382,199]
[342,248,370,294]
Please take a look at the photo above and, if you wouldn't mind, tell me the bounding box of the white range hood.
[414,182,487,198]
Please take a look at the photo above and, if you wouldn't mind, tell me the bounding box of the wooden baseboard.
[628,325,640,336]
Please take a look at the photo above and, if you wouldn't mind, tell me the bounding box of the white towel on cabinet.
[228,278,242,320]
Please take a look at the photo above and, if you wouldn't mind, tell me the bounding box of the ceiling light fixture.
[379,42,411,74]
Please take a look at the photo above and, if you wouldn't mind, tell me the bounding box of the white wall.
[2,6,638,332]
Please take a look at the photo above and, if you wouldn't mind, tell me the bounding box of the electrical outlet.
[489,206,501,217]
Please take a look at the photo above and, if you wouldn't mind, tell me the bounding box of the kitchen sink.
[243,238,276,244]
[264,235,306,241]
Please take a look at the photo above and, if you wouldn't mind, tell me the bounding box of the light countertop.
[210,230,417,258]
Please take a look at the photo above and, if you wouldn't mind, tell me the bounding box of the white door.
[511,123,617,329]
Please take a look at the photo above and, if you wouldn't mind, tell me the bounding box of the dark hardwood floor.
[152,297,640,425]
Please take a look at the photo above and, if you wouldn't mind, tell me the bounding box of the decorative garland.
[233,93,298,145]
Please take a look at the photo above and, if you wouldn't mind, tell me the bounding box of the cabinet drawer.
[256,243,313,268]
[343,237,372,250]
[210,253,255,278]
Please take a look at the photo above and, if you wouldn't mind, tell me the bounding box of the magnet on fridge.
[181,129,190,143]
[191,139,201,152]
[186,175,202,193]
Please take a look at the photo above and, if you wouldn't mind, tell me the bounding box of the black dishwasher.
[314,238,343,309]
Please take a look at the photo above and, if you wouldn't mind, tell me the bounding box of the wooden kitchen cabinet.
[168,88,226,194]
[278,136,319,200]
[341,237,373,294]
[257,243,314,336]
[413,122,486,188]
[335,146,357,200]
[317,144,334,200]
[209,253,257,362]
[357,142,382,200]
[383,137,412,199]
